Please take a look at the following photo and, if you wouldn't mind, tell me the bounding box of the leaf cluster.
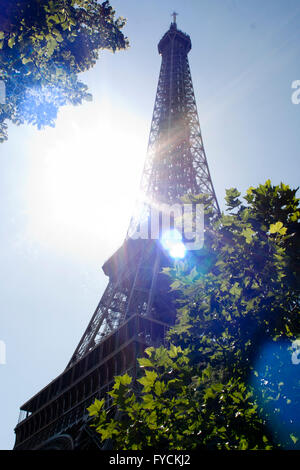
[0,0,128,141]
[88,181,300,450]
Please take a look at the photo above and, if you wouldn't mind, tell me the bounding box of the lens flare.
[161,229,186,259]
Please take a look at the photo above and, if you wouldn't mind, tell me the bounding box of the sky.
[1,0,300,449]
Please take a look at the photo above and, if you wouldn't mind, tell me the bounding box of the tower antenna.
[171,11,178,24]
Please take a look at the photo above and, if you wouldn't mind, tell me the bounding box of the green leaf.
[290,434,299,444]
[145,347,155,357]
[229,282,242,297]
[241,227,255,244]
[246,186,255,196]
[138,370,158,392]
[117,373,132,387]
[269,221,287,235]
[87,398,104,417]
[138,357,153,368]
[225,188,241,209]
[169,344,182,358]
[46,37,58,56]
[142,394,156,410]
[239,438,248,450]
[265,179,271,187]
[8,36,15,48]
[154,380,165,396]
[170,280,181,291]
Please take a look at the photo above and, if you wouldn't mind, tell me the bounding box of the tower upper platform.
[158,22,191,55]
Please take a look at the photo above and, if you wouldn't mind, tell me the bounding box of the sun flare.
[23,99,147,262]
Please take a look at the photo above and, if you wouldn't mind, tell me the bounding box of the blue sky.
[1,0,299,449]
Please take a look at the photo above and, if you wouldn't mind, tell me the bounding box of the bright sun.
[23,98,147,263]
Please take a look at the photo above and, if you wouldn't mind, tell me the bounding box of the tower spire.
[171,11,178,25]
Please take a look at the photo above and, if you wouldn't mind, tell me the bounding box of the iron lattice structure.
[14,20,219,450]
[141,22,219,208]
[66,22,219,367]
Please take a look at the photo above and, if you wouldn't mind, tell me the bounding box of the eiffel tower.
[14,16,219,450]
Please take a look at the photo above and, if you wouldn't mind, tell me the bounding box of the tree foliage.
[0,0,128,142]
[88,181,300,450]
